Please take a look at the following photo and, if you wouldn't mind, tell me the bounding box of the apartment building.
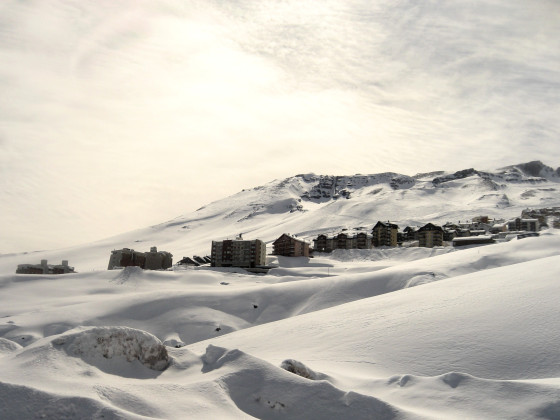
[211,239,266,268]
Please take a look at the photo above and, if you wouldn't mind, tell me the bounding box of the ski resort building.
[355,232,373,249]
[16,260,75,275]
[402,226,418,241]
[272,234,310,257]
[211,239,266,268]
[313,234,334,253]
[418,223,444,248]
[108,247,173,270]
[371,221,399,247]
[507,218,539,232]
[313,231,372,252]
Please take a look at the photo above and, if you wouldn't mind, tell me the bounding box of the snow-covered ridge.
[1,230,559,419]
[1,160,559,273]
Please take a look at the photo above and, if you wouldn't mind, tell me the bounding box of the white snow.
[1,225,559,418]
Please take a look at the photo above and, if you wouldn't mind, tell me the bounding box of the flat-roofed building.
[211,239,266,268]
[108,247,172,270]
[16,259,75,275]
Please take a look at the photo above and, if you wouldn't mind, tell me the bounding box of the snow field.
[0,231,559,418]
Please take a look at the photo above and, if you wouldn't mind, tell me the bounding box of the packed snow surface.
[1,230,559,419]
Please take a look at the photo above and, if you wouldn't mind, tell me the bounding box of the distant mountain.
[1,161,559,272]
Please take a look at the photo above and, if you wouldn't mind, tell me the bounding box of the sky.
[1,0,559,253]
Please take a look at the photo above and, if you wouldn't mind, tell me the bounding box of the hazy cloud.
[1,0,559,252]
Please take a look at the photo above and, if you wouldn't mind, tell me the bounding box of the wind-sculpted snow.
[281,359,325,380]
[202,345,403,420]
[52,326,170,371]
[0,382,134,420]
[0,232,560,418]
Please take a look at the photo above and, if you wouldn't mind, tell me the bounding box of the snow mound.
[112,266,144,284]
[163,336,186,348]
[52,326,169,371]
[0,382,129,420]
[0,337,22,355]
[280,359,321,380]
[200,345,402,419]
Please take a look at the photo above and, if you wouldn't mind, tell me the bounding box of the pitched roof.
[418,222,444,232]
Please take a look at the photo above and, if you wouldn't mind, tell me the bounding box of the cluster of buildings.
[208,233,311,269]
[107,247,173,270]
[15,246,174,275]
[15,207,559,275]
[312,221,451,251]
[16,260,75,275]
[311,210,553,252]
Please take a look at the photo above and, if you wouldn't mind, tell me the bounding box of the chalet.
[355,232,372,249]
[418,223,444,248]
[211,239,266,268]
[272,234,310,257]
[313,230,372,252]
[402,226,418,241]
[108,247,172,270]
[490,222,508,234]
[177,257,199,266]
[16,260,75,275]
[472,216,489,224]
[313,234,334,253]
[335,233,354,249]
[443,228,456,242]
[372,221,398,247]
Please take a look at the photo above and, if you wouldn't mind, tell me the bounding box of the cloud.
[0,0,559,252]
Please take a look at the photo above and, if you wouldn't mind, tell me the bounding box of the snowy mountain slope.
[2,0,559,256]
[0,230,559,419]
[1,161,559,273]
[1,232,558,351]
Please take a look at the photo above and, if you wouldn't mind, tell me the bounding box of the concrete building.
[16,260,75,275]
[507,218,539,232]
[272,234,310,257]
[418,223,444,248]
[372,221,399,247]
[108,247,172,270]
[211,239,266,268]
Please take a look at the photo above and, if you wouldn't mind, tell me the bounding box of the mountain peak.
[499,161,559,181]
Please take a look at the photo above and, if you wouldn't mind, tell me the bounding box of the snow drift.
[52,326,170,371]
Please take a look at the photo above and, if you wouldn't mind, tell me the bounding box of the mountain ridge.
[1,160,559,272]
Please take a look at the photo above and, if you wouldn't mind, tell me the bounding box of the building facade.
[272,234,310,257]
[372,221,399,247]
[418,223,444,248]
[211,239,266,268]
[16,260,75,275]
[355,232,372,249]
[313,231,372,252]
[313,234,334,253]
[108,247,172,270]
[507,218,539,232]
